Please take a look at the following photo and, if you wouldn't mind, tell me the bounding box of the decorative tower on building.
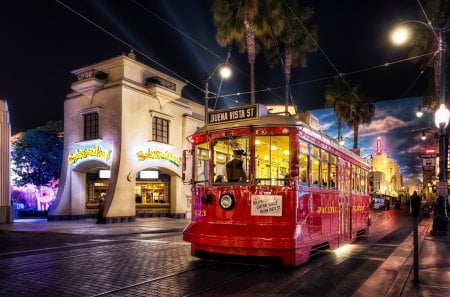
[371,136,403,199]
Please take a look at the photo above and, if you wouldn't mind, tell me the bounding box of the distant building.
[371,137,403,199]
[48,51,204,222]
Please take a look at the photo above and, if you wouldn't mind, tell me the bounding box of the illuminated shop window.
[135,182,169,205]
[152,116,169,143]
[84,112,99,140]
[86,172,108,210]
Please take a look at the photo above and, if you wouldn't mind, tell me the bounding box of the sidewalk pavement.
[0,217,190,236]
[354,216,450,297]
[1,216,449,297]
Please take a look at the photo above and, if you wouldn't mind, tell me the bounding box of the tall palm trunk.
[353,122,359,149]
[244,16,256,105]
[337,119,342,142]
[284,48,293,113]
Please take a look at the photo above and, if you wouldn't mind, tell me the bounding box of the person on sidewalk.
[410,191,420,217]
[96,195,105,224]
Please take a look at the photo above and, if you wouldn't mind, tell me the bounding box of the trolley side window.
[321,151,329,188]
[352,165,363,193]
[255,135,289,185]
[361,168,368,194]
[330,154,337,190]
[194,142,209,185]
[212,136,249,183]
[311,145,320,187]
[299,140,309,185]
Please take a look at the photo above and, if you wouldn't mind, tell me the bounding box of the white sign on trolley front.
[251,195,282,216]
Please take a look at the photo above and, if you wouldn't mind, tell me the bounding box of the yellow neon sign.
[68,145,112,165]
[136,149,181,167]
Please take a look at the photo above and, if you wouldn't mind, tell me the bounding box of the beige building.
[48,52,204,222]
[0,100,13,224]
[371,153,402,198]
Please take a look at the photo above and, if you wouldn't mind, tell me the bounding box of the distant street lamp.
[415,105,433,118]
[204,64,232,124]
[392,15,450,232]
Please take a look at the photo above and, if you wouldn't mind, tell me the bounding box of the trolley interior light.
[219,193,235,210]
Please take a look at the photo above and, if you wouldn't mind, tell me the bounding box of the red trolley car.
[182,105,371,266]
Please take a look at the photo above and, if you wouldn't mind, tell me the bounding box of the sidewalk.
[1,216,449,297]
[354,217,450,297]
[0,217,189,236]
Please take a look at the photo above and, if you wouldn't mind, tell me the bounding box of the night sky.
[0,1,437,186]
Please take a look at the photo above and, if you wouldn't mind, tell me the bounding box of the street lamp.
[435,104,449,221]
[204,63,232,124]
[415,105,433,118]
[392,15,450,232]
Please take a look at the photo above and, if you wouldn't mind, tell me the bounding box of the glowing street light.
[204,63,232,124]
[390,25,410,45]
[435,104,450,129]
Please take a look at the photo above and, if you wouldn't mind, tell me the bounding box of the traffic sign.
[420,154,436,158]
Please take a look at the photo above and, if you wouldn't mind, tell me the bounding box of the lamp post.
[392,14,450,232]
[435,104,449,225]
[204,64,232,125]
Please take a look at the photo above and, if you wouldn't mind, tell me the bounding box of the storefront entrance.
[86,169,171,217]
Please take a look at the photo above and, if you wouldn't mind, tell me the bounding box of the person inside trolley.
[226,150,247,182]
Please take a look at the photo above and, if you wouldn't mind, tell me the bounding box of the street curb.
[352,218,431,297]
[384,218,431,297]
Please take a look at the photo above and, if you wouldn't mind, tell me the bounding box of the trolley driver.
[226,150,247,182]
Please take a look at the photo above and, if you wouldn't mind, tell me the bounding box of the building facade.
[48,52,204,222]
[0,100,13,224]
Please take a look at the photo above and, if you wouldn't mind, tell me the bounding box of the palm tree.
[211,0,282,105]
[324,78,352,142]
[261,0,318,112]
[345,86,375,150]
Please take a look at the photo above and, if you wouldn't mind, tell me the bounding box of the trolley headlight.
[219,193,235,210]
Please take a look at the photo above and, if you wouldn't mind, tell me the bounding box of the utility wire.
[416,0,440,42]
[55,0,203,93]
[131,0,284,105]
[130,0,223,60]
[402,51,438,98]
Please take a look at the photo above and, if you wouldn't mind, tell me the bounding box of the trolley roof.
[195,104,370,167]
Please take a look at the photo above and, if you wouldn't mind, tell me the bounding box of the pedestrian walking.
[96,195,105,224]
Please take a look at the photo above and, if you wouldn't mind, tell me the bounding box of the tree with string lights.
[11,121,63,188]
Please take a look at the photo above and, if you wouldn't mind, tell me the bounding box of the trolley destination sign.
[208,105,259,125]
